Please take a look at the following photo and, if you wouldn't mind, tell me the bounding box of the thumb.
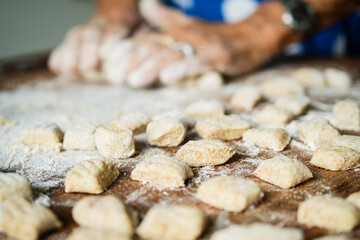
[139,0,195,29]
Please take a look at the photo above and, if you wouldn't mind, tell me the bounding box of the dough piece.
[324,68,352,89]
[260,77,305,97]
[333,100,360,127]
[95,125,135,159]
[310,145,360,171]
[297,196,359,232]
[253,105,293,126]
[196,71,224,90]
[136,205,206,240]
[0,198,62,240]
[347,191,360,209]
[65,159,119,194]
[229,86,262,111]
[195,115,250,140]
[333,135,360,152]
[197,176,263,212]
[72,195,137,236]
[298,119,340,147]
[176,139,235,166]
[108,112,150,134]
[146,118,187,147]
[131,154,193,187]
[254,156,313,188]
[63,124,98,151]
[184,99,225,118]
[0,173,32,202]
[275,96,310,116]
[314,235,351,240]
[19,123,63,150]
[210,224,304,240]
[67,228,130,240]
[243,128,291,151]
[291,67,326,87]
[152,110,194,127]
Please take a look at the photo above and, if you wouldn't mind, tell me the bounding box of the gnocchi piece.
[63,124,98,151]
[229,86,262,111]
[195,115,250,140]
[291,67,326,87]
[152,110,194,126]
[260,77,305,97]
[298,196,359,232]
[298,119,340,147]
[196,71,224,90]
[65,159,119,194]
[324,68,352,89]
[210,223,304,240]
[72,195,137,236]
[0,198,62,240]
[184,99,225,118]
[333,100,360,128]
[197,176,263,212]
[243,128,291,151]
[146,118,187,147]
[253,105,293,126]
[95,125,135,159]
[310,145,360,171]
[136,205,206,240]
[275,96,310,116]
[175,139,235,167]
[347,191,360,209]
[314,235,351,240]
[254,156,313,188]
[67,228,130,240]
[19,123,63,150]
[131,154,193,187]
[108,112,150,134]
[333,135,360,152]
[0,173,32,202]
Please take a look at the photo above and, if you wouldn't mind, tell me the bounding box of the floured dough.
[310,145,360,171]
[195,115,250,140]
[313,235,351,240]
[176,139,235,166]
[333,135,360,152]
[260,77,305,97]
[152,110,194,127]
[0,173,32,202]
[298,119,340,148]
[19,123,63,150]
[347,191,360,209]
[210,223,304,240]
[333,100,360,128]
[184,99,225,118]
[63,124,98,151]
[108,112,150,134]
[196,71,224,90]
[324,68,352,89]
[146,118,187,147]
[291,67,326,87]
[298,196,359,232]
[131,154,193,187]
[230,86,262,111]
[253,105,293,126]
[275,96,310,116]
[67,228,130,240]
[72,195,137,236]
[254,156,313,188]
[197,176,263,212]
[243,128,291,151]
[95,125,135,159]
[136,205,206,240]
[65,159,119,194]
[0,198,62,240]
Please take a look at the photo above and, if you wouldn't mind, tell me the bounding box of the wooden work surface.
[0,54,360,240]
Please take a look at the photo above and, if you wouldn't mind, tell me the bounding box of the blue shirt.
[165,0,360,56]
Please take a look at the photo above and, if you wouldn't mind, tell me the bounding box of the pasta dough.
[291,67,326,87]
[260,77,305,97]
[131,154,193,187]
[324,68,352,89]
[146,118,187,147]
[19,123,63,150]
[136,205,206,240]
[195,115,250,140]
[184,99,225,118]
[243,128,291,151]
[333,135,360,152]
[298,119,340,147]
[347,191,360,209]
[72,195,137,236]
[108,112,150,134]
[333,100,360,128]
[297,196,359,232]
[275,96,310,116]
[152,110,194,127]
[230,86,262,111]
[67,228,130,240]
[0,173,32,202]
[63,124,98,151]
[253,105,293,126]
[310,145,360,171]
[196,71,224,90]
[197,176,263,212]
[65,159,119,194]
[176,139,235,166]
[254,156,313,188]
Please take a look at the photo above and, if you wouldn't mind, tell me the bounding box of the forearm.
[96,0,140,24]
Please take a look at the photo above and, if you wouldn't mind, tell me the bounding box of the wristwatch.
[280,0,316,34]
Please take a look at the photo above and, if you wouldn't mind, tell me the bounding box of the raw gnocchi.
[243,128,291,151]
[108,112,150,134]
[19,123,63,150]
[63,124,98,151]
[347,191,360,209]
[324,68,352,89]
[291,67,326,87]
[332,135,360,152]
[67,228,130,240]
[184,99,225,118]
[275,95,310,116]
[253,105,293,126]
[260,77,305,97]
[146,118,187,147]
[230,86,262,111]
[0,173,32,202]
[333,100,360,128]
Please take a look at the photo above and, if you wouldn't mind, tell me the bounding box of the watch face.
[283,0,316,33]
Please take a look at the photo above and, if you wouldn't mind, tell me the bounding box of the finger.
[127,49,184,88]
[99,24,129,60]
[57,28,82,74]
[48,46,61,72]
[159,57,211,85]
